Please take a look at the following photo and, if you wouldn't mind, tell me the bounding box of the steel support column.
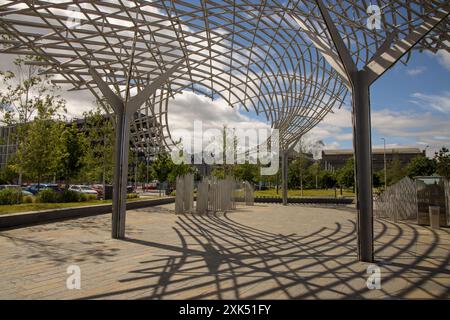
[352,70,373,262]
[282,150,288,206]
[89,61,183,239]
[112,109,132,238]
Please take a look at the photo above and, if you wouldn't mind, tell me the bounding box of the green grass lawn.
[254,188,355,198]
[0,195,162,215]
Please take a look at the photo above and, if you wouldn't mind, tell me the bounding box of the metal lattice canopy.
[0,1,449,251]
[291,1,449,87]
[0,1,448,151]
[0,0,353,152]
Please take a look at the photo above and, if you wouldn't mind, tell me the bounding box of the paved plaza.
[0,203,449,299]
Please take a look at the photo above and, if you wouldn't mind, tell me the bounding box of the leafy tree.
[56,124,87,185]
[18,106,65,185]
[386,155,406,185]
[232,163,259,183]
[318,170,336,188]
[211,167,225,179]
[406,155,436,177]
[336,158,354,189]
[0,165,17,184]
[0,56,66,184]
[434,147,450,179]
[372,171,383,188]
[136,161,152,183]
[307,162,321,188]
[151,152,174,184]
[81,107,114,186]
[168,162,194,183]
[288,155,310,188]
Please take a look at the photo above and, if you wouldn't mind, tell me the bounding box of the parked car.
[0,184,33,197]
[142,182,158,191]
[90,184,104,197]
[69,185,99,197]
[24,184,61,195]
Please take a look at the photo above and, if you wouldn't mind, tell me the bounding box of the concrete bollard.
[429,206,440,229]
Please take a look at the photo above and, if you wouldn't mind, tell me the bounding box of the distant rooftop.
[322,148,423,155]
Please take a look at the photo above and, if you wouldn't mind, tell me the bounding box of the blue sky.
[311,49,450,157]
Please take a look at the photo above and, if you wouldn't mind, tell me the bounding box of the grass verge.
[254,188,355,198]
[0,195,162,215]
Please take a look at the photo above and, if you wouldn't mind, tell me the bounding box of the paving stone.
[0,203,449,299]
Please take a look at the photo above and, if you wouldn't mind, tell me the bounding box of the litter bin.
[429,206,440,229]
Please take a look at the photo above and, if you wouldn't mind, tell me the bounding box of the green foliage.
[60,189,82,203]
[56,124,87,183]
[434,147,450,179]
[17,104,66,183]
[386,156,406,185]
[86,194,97,201]
[336,158,355,189]
[36,189,59,203]
[36,189,94,203]
[79,193,88,202]
[0,188,23,205]
[151,152,174,183]
[0,165,17,184]
[126,193,139,199]
[372,172,383,188]
[318,170,336,188]
[23,195,34,204]
[0,56,66,184]
[136,161,151,183]
[80,107,114,184]
[211,167,225,179]
[288,155,311,188]
[232,163,259,183]
[0,56,65,126]
[168,162,194,183]
[406,155,436,177]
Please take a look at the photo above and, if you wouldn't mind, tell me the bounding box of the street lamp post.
[381,138,387,191]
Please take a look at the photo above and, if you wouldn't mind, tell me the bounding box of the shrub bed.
[36,189,59,203]
[126,193,139,199]
[0,188,23,205]
[37,189,96,203]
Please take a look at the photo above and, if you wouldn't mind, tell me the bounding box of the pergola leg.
[282,150,288,206]
[112,110,132,239]
[88,62,183,239]
[352,70,374,262]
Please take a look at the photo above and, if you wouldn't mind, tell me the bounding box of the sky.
[307,49,450,158]
[169,48,450,158]
[1,47,449,159]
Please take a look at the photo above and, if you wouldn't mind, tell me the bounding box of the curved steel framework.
[0,0,349,151]
[0,1,448,261]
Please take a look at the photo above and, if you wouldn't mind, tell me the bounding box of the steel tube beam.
[352,70,373,262]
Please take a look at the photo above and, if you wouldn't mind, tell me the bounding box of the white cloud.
[436,50,450,71]
[305,103,450,158]
[406,66,426,76]
[410,91,450,113]
[167,91,271,152]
